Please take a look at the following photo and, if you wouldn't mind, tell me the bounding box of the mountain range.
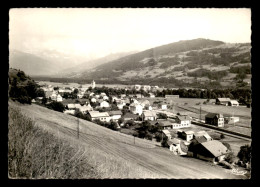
[9,38,251,88]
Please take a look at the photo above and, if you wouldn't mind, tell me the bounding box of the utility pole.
[200,106,201,121]
[77,117,79,139]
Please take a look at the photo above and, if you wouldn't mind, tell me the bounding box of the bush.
[161,136,169,148]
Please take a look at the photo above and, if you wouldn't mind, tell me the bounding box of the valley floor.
[9,101,248,179]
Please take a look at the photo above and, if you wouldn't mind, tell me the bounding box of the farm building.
[205,113,224,127]
[216,98,231,106]
[165,95,179,98]
[187,140,230,163]
[193,131,213,141]
[224,116,240,124]
[129,103,143,115]
[141,110,157,121]
[228,100,239,106]
[108,111,123,121]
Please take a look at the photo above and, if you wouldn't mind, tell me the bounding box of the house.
[95,94,101,99]
[51,93,57,101]
[56,94,63,102]
[158,103,167,110]
[134,84,141,91]
[205,113,224,127]
[187,140,230,162]
[89,92,95,97]
[132,98,140,104]
[100,92,107,97]
[31,99,36,103]
[193,131,213,142]
[87,111,111,122]
[162,129,172,139]
[180,130,194,142]
[123,113,139,121]
[64,110,75,115]
[157,120,173,130]
[129,103,143,115]
[216,98,231,106]
[141,100,150,108]
[175,115,192,128]
[103,95,109,101]
[165,95,179,98]
[108,111,122,121]
[142,85,151,91]
[100,101,110,108]
[141,110,157,121]
[44,91,52,99]
[117,102,126,110]
[91,98,97,103]
[149,93,155,98]
[168,139,188,155]
[228,100,239,106]
[224,116,239,124]
[78,105,93,114]
[144,104,153,110]
[67,104,76,110]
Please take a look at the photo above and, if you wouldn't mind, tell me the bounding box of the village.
[30,80,251,173]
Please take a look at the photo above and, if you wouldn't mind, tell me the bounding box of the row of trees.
[155,88,251,105]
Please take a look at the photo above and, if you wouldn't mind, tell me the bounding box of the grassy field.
[8,101,247,179]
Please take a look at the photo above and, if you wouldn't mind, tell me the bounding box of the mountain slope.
[76,38,251,88]
[58,51,138,77]
[9,50,61,76]
[79,38,225,79]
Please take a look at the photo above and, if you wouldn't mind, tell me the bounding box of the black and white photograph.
[8,8,252,179]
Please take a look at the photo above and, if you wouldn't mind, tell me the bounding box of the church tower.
[92,80,95,89]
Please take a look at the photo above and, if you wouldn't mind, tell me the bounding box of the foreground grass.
[8,105,97,179]
[8,102,164,178]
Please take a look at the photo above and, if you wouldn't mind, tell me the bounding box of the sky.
[9,8,251,59]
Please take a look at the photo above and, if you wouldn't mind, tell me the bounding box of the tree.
[42,97,47,105]
[161,136,169,147]
[36,88,45,97]
[73,89,79,94]
[157,113,168,119]
[237,144,251,164]
[46,101,65,112]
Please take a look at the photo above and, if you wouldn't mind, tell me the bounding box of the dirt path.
[11,103,248,179]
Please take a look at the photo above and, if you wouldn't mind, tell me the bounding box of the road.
[13,103,247,179]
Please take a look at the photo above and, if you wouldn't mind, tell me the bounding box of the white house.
[103,95,109,101]
[141,110,157,121]
[100,101,110,108]
[108,111,123,121]
[87,111,111,122]
[173,115,192,128]
[78,105,93,114]
[129,103,143,115]
[51,92,57,101]
[91,98,97,103]
[228,100,239,106]
[56,94,63,102]
[95,95,100,99]
[117,102,126,109]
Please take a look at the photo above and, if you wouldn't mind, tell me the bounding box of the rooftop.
[201,140,229,157]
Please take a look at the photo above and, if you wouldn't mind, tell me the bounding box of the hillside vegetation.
[72,38,251,89]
